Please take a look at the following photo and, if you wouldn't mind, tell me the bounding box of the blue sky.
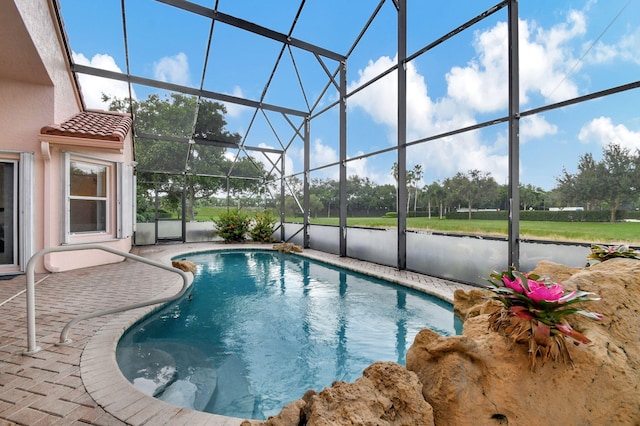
[59,0,640,191]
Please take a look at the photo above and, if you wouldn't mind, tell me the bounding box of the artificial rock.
[251,258,640,425]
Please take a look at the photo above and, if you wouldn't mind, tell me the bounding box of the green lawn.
[193,206,231,219]
[305,217,639,245]
[190,208,638,245]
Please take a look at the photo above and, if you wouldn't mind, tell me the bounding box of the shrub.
[156,209,174,219]
[250,210,277,242]
[445,209,636,222]
[213,209,251,242]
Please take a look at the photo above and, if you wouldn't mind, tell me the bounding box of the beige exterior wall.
[0,0,134,273]
[37,138,134,272]
[13,0,81,121]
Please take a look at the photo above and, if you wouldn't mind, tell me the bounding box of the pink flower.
[502,275,525,293]
[525,280,564,303]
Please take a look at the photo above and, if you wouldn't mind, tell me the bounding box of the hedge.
[444,210,640,222]
[384,211,434,218]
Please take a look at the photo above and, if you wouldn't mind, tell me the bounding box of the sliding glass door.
[0,161,16,266]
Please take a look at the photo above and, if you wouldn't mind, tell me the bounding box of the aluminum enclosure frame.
[57,0,640,275]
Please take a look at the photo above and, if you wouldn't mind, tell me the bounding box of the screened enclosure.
[56,0,640,285]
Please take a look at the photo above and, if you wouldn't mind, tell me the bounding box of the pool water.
[117,250,460,420]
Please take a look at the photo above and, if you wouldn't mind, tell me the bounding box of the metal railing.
[24,244,191,355]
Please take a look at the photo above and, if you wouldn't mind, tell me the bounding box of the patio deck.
[0,242,475,425]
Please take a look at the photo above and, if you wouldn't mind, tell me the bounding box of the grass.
[306,217,639,245]
[188,208,639,245]
[193,206,231,219]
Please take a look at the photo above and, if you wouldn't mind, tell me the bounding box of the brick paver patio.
[0,243,475,425]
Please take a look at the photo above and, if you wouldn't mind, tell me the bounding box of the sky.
[59,0,640,191]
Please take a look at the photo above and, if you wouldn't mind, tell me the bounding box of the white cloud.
[310,139,339,170]
[587,40,618,63]
[582,22,640,66]
[618,28,640,65]
[578,116,640,152]
[343,8,602,185]
[348,56,398,129]
[222,86,251,118]
[289,139,388,183]
[255,142,294,179]
[153,52,190,86]
[520,115,558,144]
[447,11,586,111]
[346,153,396,185]
[406,136,510,186]
[347,57,501,184]
[346,156,369,180]
[72,52,132,110]
[446,22,509,113]
[347,55,475,141]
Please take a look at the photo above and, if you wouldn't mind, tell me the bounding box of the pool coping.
[82,243,475,425]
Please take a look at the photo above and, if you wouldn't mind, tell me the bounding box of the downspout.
[40,141,60,273]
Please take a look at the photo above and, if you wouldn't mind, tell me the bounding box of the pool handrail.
[24,244,191,355]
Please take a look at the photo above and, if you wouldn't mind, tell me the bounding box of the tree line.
[284,143,640,223]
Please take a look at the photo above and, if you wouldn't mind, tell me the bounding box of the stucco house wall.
[0,0,134,274]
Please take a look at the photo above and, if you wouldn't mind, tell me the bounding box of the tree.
[347,175,380,216]
[556,143,639,222]
[601,143,639,222]
[556,152,605,211]
[106,93,266,221]
[284,175,304,217]
[520,184,546,210]
[371,184,397,213]
[391,162,399,212]
[409,164,424,215]
[424,181,446,219]
[391,162,424,214]
[226,155,269,208]
[444,170,498,219]
[310,178,338,218]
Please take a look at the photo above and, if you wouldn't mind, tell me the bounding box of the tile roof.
[40,110,132,142]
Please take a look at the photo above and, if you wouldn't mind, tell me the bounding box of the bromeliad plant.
[587,244,640,266]
[486,268,602,369]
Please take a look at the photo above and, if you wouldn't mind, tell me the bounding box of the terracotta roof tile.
[41,110,132,142]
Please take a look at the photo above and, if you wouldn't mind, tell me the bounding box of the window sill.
[63,236,125,245]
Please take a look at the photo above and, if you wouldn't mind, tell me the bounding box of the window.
[68,160,108,234]
[63,153,132,244]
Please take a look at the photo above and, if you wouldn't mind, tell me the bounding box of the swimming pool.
[116,249,460,420]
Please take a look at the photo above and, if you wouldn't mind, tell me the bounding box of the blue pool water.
[117,250,460,420]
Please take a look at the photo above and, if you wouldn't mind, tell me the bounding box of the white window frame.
[63,153,116,243]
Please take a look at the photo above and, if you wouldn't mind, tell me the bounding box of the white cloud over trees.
[578,117,640,152]
[72,52,131,109]
[344,6,632,185]
[153,52,190,86]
